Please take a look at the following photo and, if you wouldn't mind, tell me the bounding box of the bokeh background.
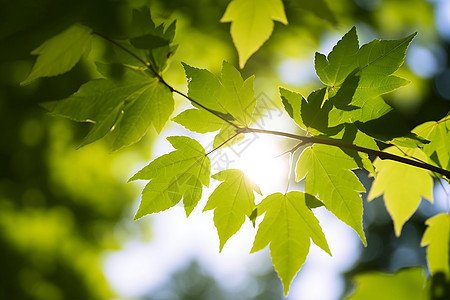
[1,0,449,299]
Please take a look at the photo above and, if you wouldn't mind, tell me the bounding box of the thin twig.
[205,132,241,156]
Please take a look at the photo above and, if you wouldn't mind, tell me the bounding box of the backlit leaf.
[221,0,287,68]
[413,116,450,171]
[421,213,450,278]
[113,79,174,149]
[21,24,92,85]
[130,136,210,218]
[315,27,416,126]
[172,109,224,133]
[251,192,331,296]
[175,61,255,148]
[45,64,174,149]
[368,147,433,236]
[315,27,359,87]
[296,144,367,244]
[204,169,261,251]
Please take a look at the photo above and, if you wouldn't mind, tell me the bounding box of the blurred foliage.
[345,267,428,300]
[1,0,449,299]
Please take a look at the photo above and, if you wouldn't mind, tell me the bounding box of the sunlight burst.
[229,134,291,196]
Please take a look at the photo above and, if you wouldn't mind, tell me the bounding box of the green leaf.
[113,79,174,149]
[21,24,92,85]
[131,7,157,36]
[368,147,433,236]
[346,268,428,300]
[281,72,359,136]
[296,144,367,244]
[221,0,287,68]
[280,87,307,129]
[176,61,255,147]
[172,109,225,133]
[413,116,450,170]
[421,213,450,279]
[316,28,416,126]
[219,61,255,125]
[319,123,378,175]
[203,169,261,251]
[180,61,255,126]
[251,192,331,296]
[46,64,174,149]
[280,87,335,135]
[130,136,210,218]
[315,27,359,87]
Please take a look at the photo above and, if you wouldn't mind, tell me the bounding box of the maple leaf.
[296,144,367,244]
[130,136,211,218]
[314,27,416,125]
[174,61,255,147]
[251,192,331,296]
[368,146,433,236]
[203,169,261,251]
[44,63,174,149]
[221,0,287,68]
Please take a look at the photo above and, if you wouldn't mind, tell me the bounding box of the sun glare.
[228,134,291,196]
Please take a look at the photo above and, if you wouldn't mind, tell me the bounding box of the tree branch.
[239,127,450,178]
[93,31,450,179]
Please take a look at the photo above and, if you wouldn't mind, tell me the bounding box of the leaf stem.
[206,132,241,156]
[241,127,450,178]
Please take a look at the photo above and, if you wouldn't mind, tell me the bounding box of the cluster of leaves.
[22,5,449,297]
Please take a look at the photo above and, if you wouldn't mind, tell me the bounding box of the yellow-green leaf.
[22,24,92,85]
[204,169,261,251]
[221,0,287,68]
[421,213,450,279]
[296,144,367,244]
[368,147,433,236]
[413,116,450,170]
[251,192,331,296]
